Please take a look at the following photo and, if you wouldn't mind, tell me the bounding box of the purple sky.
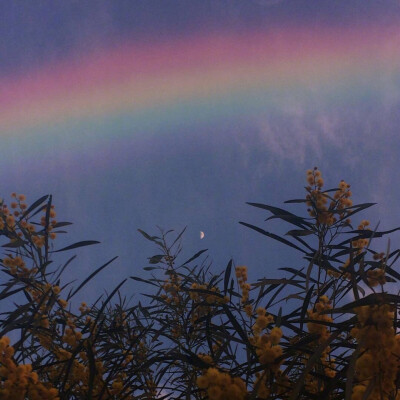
[1,0,400,307]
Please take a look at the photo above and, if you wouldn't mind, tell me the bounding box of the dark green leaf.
[2,239,26,248]
[143,266,159,271]
[252,278,303,288]
[285,229,313,237]
[181,249,208,266]
[246,202,312,228]
[284,199,308,204]
[239,222,308,254]
[137,229,163,246]
[224,259,232,294]
[52,222,73,228]
[148,255,164,264]
[67,256,118,300]
[300,286,314,331]
[20,195,49,219]
[130,276,158,287]
[52,240,100,253]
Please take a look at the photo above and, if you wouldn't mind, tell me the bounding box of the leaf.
[289,331,341,400]
[20,195,49,219]
[222,304,251,348]
[92,279,127,329]
[0,285,25,301]
[285,229,313,237]
[328,293,400,314]
[334,203,376,222]
[246,202,312,228]
[276,307,282,327]
[52,240,100,253]
[251,278,303,288]
[284,199,308,204]
[143,266,159,271]
[130,276,158,287]
[265,214,313,229]
[170,226,187,248]
[300,286,314,331]
[67,256,118,300]
[52,222,73,228]
[148,255,164,264]
[224,259,232,294]
[181,249,208,266]
[137,229,163,246]
[2,239,26,248]
[239,222,308,254]
[385,265,400,281]
[54,255,77,281]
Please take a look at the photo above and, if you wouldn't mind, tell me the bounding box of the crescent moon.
[200,231,205,239]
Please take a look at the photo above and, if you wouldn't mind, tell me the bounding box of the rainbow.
[1,23,399,144]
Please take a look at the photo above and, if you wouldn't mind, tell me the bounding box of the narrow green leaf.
[239,222,308,254]
[67,256,118,300]
[224,259,232,294]
[130,276,158,287]
[300,285,314,331]
[20,195,49,219]
[252,278,303,288]
[222,304,251,348]
[285,229,313,237]
[181,249,208,266]
[52,240,100,253]
[289,331,340,400]
[2,239,26,248]
[52,222,73,228]
[170,226,187,248]
[246,202,312,228]
[284,199,308,204]
[148,255,164,264]
[137,229,163,246]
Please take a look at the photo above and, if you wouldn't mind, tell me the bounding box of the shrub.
[1,168,400,399]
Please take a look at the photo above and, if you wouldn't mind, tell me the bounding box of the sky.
[1,0,400,307]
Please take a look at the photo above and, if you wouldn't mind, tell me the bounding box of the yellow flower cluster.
[143,376,157,399]
[0,336,59,400]
[248,307,284,398]
[45,341,108,398]
[0,194,59,276]
[367,252,387,287]
[25,282,67,334]
[254,369,292,399]
[333,180,353,218]
[352,220,370,250]
[351,304,400,400]
[198,352,214,366]
[196,367,247,400]
[306,168,353,227]
[306,168,335,225]
[28,288,125,399]
[250,308,282,367]
[2,255,35,278]
[0,194,28,231]
[339,220,372,280]
[307,295,332,343]
[236,266,252,316]
[188,281,228,326]
[366,268,386,287]
[305,296,336,393]
[161,273,182,306]
[196,340,223,369]
[189,282,229,305]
